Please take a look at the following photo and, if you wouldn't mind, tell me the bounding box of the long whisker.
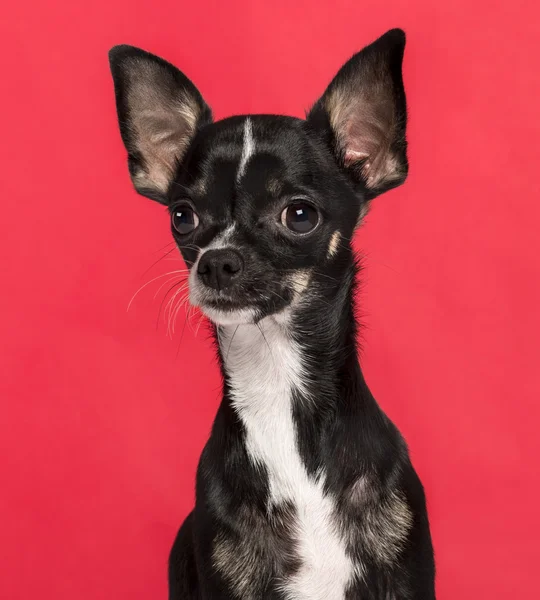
[153,274,187,300]
[172,291,191,334]
[140,247,178,278]
[152,240,175,254]
[160,282,188,329]
[265,289,288,303]
[165,285,190,337]
[177,244,203,252]
[286,283,334,308]
[257,322,272,356]
[157,281,186,332]
[195,312,206,336]
[311,270,340,283]
[175,311,190,359]
[359,250,400,275]
[174,301,197,359]
[187,302,199,334]
[127,270,190,311]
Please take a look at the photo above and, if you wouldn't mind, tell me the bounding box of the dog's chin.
[200,305,259,326]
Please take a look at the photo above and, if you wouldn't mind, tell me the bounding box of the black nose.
[197,249,244,291]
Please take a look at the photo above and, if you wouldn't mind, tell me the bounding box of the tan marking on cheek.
[282,270,312,310]
[290,269,311,299]
[327,231,341,258]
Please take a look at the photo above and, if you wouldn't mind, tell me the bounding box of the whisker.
[266,289,287,303]
[153,274,187,300]
[175,306,192,359]
[187,302,199,334]
[159,281,187,327]
[287,283,333,308]
[166,286,189,338]
[359,250,400,275]
[156,281,186,332]
[256,322,273,356]
[195,313,206,336]
[152,240,175,254]
[127,270,189,312]
[177,244,202,252]
[140,247,178,278]
[172,290,194,338]
[311,270,339,283]
[172,291,191,334]
[226,325,240,360]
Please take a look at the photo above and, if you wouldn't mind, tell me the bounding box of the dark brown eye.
[281,202,319,234]
[172,207,199,235]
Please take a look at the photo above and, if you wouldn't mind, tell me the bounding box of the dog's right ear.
[108,45,212,204]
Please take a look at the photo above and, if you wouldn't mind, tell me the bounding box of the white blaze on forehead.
[237,117,255,180]
[205,224,236,251]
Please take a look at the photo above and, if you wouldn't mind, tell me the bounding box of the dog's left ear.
[307,29,408,216]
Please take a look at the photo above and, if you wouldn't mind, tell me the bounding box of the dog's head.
[109,29,408,326]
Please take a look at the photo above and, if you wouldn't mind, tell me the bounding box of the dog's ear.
[307,29,408,217]
[109,45,212,204]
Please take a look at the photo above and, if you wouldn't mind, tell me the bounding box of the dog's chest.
[222,322,356,600]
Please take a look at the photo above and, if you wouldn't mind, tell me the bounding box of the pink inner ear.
[344,148,370,167]
[344,147,376,187]
[340,113,400,189]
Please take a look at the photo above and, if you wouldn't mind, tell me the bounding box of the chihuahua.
[109,28,435,600]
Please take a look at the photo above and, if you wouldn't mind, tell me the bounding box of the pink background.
[1,1,539,598]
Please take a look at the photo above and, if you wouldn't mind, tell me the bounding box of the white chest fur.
[220,318,355,600]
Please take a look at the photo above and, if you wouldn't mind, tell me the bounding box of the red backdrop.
[1,1,539,598]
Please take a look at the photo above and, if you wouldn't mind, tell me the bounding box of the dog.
[109,28,436,600]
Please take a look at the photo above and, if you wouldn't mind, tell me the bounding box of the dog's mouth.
[190,281,293,326]
[188,266,312,326]
[200,304,260,326]
[199,294,290,326]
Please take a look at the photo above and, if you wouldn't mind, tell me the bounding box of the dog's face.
[109,30,408,325]
[167,115,362,325]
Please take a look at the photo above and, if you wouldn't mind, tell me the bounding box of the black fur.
[110,28,436,599]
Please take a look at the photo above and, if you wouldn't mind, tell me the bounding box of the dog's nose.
[197,249,244,291]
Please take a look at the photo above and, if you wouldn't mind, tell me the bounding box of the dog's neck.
[214,265,374,444]
[211,267,371,595]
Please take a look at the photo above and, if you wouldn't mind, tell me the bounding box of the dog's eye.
[172,207,199,235]
[281,202,319,234]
